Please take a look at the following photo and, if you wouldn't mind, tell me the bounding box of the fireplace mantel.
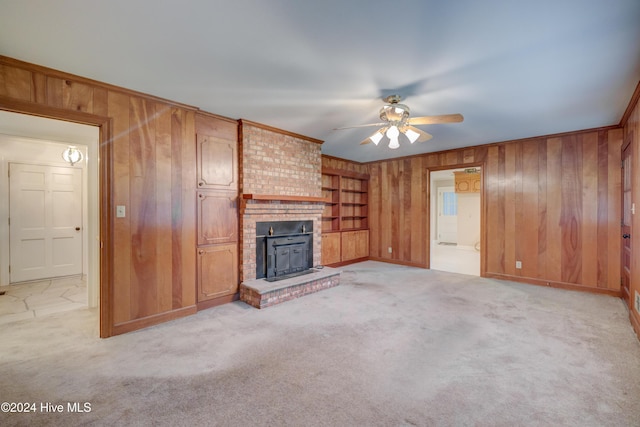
[242,194,330,203]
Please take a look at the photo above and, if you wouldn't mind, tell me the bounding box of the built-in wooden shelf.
[242,194,331,203]
[321,169,369,233]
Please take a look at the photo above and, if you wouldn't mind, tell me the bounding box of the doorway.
[0,112,100,327]
[429,167,481,276]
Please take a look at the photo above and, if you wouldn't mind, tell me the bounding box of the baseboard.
[110,305,197,337]
[197,293,239,311]
[484,273,622,297]
[630,310,640,342]
[324,257,370,267]
[367,256,427,269]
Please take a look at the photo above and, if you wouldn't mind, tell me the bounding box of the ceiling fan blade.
[334,122,386,130]
[405,126,433,142]
[407,113,464,125]
[360,127,389,144]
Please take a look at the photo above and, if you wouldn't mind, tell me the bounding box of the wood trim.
[111,306,197,336]
[196,293,240,311]
[321,166,370,180]
[195,109,238,125]
[630,310,640,343]
[100,118,113,338]
[0,95,109,125]
[0,96,114,338]
[242,193,330,203]
[324,256,371,267]
[239,119,324,144]
[367,257,427,269]
[484,273,622,297]
[0,55,200,111]
[620,80,640,127]
[322,153,367,165]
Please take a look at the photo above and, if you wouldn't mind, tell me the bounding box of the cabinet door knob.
[198,249,204,255]
[623,233,631,239]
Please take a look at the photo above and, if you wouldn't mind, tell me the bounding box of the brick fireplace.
[240,200,324,282]
[238,120,339,307]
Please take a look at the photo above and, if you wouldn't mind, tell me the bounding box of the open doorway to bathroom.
[429,167,481,276]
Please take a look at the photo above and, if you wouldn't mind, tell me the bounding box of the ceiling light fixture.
[404,127,420,144]
[386,125,400,149]
[62,146,84,166]
[336,95,463,150]
[369,129,385,145]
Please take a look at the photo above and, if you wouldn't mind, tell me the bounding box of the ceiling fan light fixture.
[404,128,420,143]
[386,126,400,149]
[369,130,384,145]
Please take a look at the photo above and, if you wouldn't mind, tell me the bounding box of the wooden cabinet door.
[322,232,341,265]
[454,172,480,193]
[198,191,238,245]
[341,231,356,261]
[197,134,238,190]
[341,230,369,261]
[354,229,369,259]
[198,243,238,301]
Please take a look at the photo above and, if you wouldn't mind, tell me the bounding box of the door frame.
[621,132,633,307]
[427,162,485,275]
[0,96,112,338]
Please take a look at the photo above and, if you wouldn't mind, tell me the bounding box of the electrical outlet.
[116,205,126,218]
[635,291,640,313]
[515,261,522,269]
[388,247,392,254]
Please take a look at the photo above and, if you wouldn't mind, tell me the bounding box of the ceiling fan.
[336,95,463,149]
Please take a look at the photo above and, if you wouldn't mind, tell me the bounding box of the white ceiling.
[1,0,639,163]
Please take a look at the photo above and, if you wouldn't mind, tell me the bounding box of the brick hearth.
[240,267,340,309]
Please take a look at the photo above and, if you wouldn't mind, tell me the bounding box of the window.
[442,191,457,216]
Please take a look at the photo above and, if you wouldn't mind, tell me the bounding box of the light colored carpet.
[1,261,639,426]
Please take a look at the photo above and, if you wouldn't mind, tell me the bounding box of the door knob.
[75,227,81,231]
[622,233,631,239]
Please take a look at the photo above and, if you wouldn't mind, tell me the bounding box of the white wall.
[457,193,480,248]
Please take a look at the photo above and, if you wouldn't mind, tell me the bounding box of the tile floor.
[0,276,87,326]
[430,241,480,276]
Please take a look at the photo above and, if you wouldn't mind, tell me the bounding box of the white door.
[9,163,83,283]
[437,186,457,244]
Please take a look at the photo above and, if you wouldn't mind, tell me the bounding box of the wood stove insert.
[256,220,314,281]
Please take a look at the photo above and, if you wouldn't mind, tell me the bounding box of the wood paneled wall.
[368,129,623,294]
[322,154,370,176]
[623,81,640,337]
[0,56,198,336]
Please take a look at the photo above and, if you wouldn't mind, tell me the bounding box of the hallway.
[0,276,87,325]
